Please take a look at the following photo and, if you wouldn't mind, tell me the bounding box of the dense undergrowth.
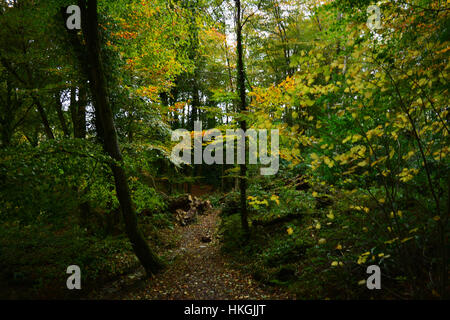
[0,205,173,300]
[0,140,174,299]
[217,173,448,299]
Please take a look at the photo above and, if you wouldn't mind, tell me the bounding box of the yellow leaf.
[401,237,413,243]
[358,160,368,167]
[352,134,363,142]
[324,157,334,168]
[357,255,368,265]
[326,210,335,220]
[384,238,398,244]
[432,290,440,297]
[270,194,280,205]
[389,149,395,159]
[342,136,352,143]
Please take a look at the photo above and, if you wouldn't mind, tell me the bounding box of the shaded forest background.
[0,0,448,299]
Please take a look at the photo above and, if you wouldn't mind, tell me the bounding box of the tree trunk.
[0,79,13,147]
[79,0,163,276]
[70,85,88,139]
[55,92,70,137]
[70,87,79,137]
[77,85,87,138]
[33,96,55,140]
[235,0,249,237]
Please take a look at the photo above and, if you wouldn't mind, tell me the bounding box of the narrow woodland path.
[90,209,293,300]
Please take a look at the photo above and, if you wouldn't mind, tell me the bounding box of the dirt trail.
[90,210,292,300]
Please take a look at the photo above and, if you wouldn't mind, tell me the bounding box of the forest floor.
[88,209,293,300]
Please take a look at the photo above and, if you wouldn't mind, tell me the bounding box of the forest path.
[91,209,292,300]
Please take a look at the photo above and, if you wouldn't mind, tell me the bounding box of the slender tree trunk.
[191,77,200,182]
[61,5,89,140]
[78,84,87,138]
[70,87,78,137]
[55,92,70,137]
[222,17,236,195]
[0,79,13,147]
[186,0,200,190]
[79,0,163,276]
[69,85,88,139]
[67,85,91,225]
[235,0,249,237]
[33,96,55,140]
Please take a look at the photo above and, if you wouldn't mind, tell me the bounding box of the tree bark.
[70,85,88,139]
[70,87,79,137]
[235,0,249,237]
[55,92,70,137]
[77,0,164,276]
[77,85,87,138]
[33,96,55,140]
[0,79,13,147]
